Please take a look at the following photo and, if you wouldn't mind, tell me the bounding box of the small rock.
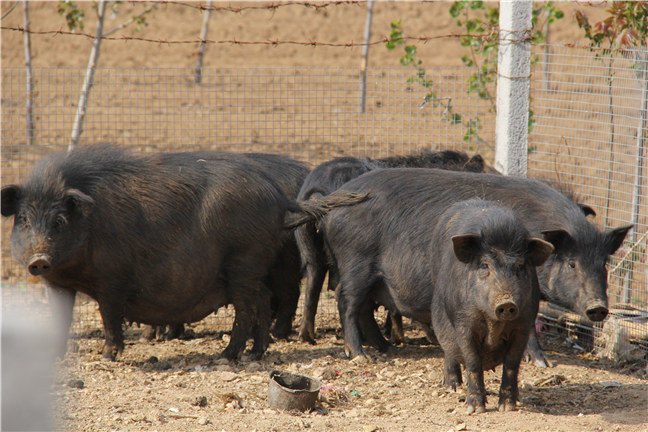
[222,334,230,344]
[246,362,263,373]
[599,380,622,388]
[219,371,238,382]
[456,422,467,431]
[363,426,379,432]
[67,379,85,389]
[194,365,205,373]
[146,356,159,364]
[193,396,208,407]
[152,361,172,371]
[351,356,371,365]
[197,417,210,425]
[168,407,179,413]
[215,364,235,372]
[213,358,230,366]
[312,367,338,381]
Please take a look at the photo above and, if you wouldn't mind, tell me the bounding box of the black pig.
[141,152,310,341]
[1,145,360,361]
[430,200,552,413]
[295,150,489,343]
[311,168,631,364]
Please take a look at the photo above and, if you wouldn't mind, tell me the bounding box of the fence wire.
[1,65,495,336]
[1,48,646,360]
[530,44,647,360]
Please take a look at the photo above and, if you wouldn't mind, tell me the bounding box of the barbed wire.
[147,1,363,12]
[0,25,498,46]
[3,25,644,55]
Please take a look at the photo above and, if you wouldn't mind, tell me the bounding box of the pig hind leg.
[269,243,301,340]
[336,264,378,360]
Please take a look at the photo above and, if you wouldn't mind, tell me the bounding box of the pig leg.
[249,288,273,360]
[47,286,76,359]
[461,346,486,414]
[270,242,301,340]
[337,269,376,360]
[97,298,125,361]
[165,323,186,340]
[442,356,462,390]
[357,302,392,353]
[296,225,328,344]
[524,327,553,368]
[498,332,527,411]
[387,311,405,345]
[297,262,327,343]
[420,323,438,345]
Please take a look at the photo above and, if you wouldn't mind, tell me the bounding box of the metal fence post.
[495,0,532,177]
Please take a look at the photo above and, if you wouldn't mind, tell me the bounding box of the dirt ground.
[2,2,647,432]
[54,322,647,432]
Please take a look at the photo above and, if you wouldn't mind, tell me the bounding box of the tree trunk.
[23,0,35,146]
[194,0,212,84]
[358,0,374,113]
[68,0,107,151]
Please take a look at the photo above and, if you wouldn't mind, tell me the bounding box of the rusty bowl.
[267,370,321,412]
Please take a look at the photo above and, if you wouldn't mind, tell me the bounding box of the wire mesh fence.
[1,65,495,336]
[1,45,646,360]
[529,44,647,360]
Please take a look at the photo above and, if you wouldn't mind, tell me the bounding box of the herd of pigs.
[1,144,632,414]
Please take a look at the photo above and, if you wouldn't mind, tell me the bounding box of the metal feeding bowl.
[267,370,321,412]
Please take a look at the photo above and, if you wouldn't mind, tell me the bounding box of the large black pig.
[295,150,490,343]
[303,180,553,412]
[313,168,632,362]
[0,145,360,361]
[141,151,310,341]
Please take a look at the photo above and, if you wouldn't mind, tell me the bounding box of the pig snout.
[494,301,518,321]
[28,254,52,276]
[585,303,608,322]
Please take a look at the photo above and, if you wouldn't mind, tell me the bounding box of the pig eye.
[568,260,576,269]
[54,214,68,229]
[479,262,489,270]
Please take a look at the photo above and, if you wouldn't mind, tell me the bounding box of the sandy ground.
[52,323,647,432]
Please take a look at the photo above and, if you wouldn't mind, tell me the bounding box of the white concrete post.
[494,0,532,177]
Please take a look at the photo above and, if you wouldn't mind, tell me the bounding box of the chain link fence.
[1,46,646,359]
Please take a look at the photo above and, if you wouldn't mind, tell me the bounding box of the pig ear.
[541,229,571,254]
[451,233,482,264]
[65,189,94,214]
[605,224,633,255]
[1,185,22,217]
[579,204,596,218]
[463,154,485,173]
[526,238,554,267]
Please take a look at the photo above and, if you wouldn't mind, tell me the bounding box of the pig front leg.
[460,342,486,414]
[499,330,528,411]
[97,297,125,361]
[524,326,553,368]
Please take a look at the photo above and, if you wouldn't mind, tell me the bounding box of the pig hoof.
[467,403,486,415]
[350,354,372,365]
[298,329,316,345]
[498,401,517,412]
[221,347,240,361]
[533,357,553,368]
